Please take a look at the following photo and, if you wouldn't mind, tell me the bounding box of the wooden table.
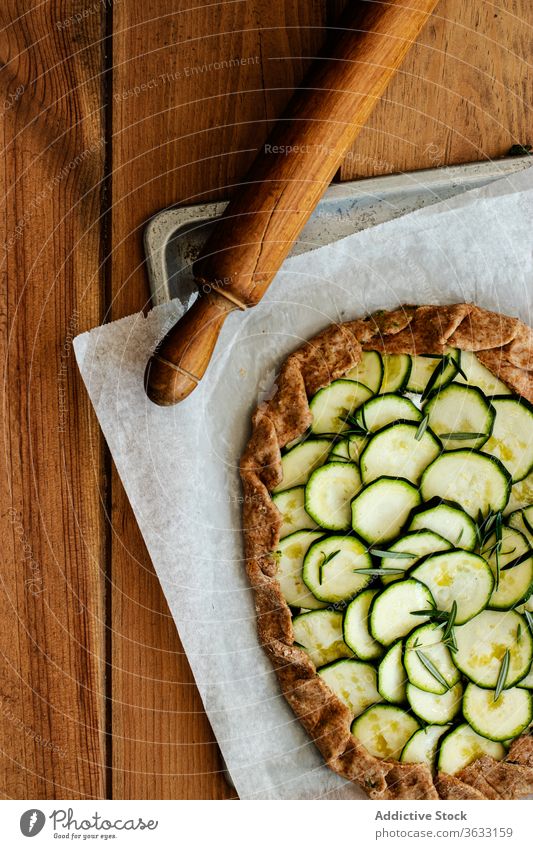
[1,0,531,799]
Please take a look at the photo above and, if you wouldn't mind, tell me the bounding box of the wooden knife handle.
[146,0,439,406]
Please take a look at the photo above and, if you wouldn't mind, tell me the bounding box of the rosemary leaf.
[369,548,416,560]
[442,600,457,642]
[353,567,406,577]
[415,415,429,442]
[501,550,533,571]
[415,650,450,691]
[421,355,451,403]
[494,649,510,702]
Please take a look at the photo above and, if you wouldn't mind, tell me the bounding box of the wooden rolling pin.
[145,0,439,406]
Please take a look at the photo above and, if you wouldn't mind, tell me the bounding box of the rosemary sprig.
[415,415,429,442]
[455,528,464,546]
[319,549,340,584]
[410,608,449,623]
[369,548,416,559]
[494,649,510,702]
[517,623,522,643]
[415,650,450,691]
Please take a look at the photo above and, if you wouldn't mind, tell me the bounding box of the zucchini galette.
[240,303,533,799]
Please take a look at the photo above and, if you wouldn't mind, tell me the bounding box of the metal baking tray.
[144,155,531,307]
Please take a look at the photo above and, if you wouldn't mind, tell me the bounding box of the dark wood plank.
[339,0,533,179]
[110,0,327,799]
[0,0,106,798]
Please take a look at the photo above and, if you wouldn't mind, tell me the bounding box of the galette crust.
[240,303,533,800]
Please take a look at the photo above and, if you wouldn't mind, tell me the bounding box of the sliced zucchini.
[378,640,407,703]
[411,550,494,624]
[379,530,453,586]
[406,681,463,724]
[404,624,461,694]
[406,350,459,394]
[360,422,441,486]
[318,658,382,719]
[424,383,495,450]
[344,588,383,661]
[454,609,533,688]
[305,462,361,531]
[355,393,422,433]
[505,470,533,515]
[518,666,533,689]
[344,351,383,394]
[408,498,477,551]
[302,535,371,604]
[292,609,352,667]
[273,438,331,492]
[483,526,533,610]
[483,396,533,483]
[275,530,326,610]
[351,704,419,760]
[328,434,368,464]
[455,350,512,396]
[463,683,533,741]
[351,477,421,544]
[509,507,533,546]
[310,380,373,435]
[400,724,451,771]
[437,723,506,775]
[369,579,435,646]
[273,487,317,537]
[421,449,511,518]
[380,354,412,394]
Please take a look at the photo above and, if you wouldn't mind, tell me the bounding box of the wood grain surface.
[0,0,532,799]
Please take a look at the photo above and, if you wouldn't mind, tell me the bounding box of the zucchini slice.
[455,350,512,396]
[351,477,421,545]
[400,724,451,771]
[411,550,494,624]
[406,350,459,394]
[344,351,383,394]
[305,462,361,531]
[351,704,420,760]
[318,658,382,719]
[406,681,463,725]
[437,723,506,775]
[369,579,435,646]
[360,422,441,485]
[483,526,533,610]
[355,393,422,433]
[273,439,331,492]
[310,380,373,435]
[408,498,477,551]
[344,588,383,661]
[379,530,453,586]
[273,486,317,537]
[454,609,533,688]
[302,535,371,604]
[505,470,533,515]
[463,683,533,741]
[421,449,511,518]
[275,530,327,610]
[404,624,461,694]
[380,355,412,394]
[328,433,368,464]
[518,665,533,689]
[509,507,533,546]
[377,640,407,703]
[424,383,495,450]
[292,609,352,667]
[483,396,533,483]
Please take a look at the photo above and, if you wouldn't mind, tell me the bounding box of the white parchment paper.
[74,166,533,800]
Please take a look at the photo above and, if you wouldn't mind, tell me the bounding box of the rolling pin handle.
[144,292,237,406]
